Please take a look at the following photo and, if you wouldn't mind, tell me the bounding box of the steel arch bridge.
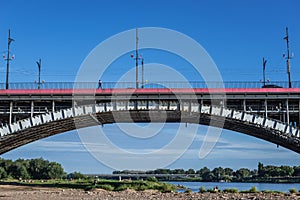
[1,100,300,155]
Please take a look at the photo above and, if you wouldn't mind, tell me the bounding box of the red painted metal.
[1,88,300,95]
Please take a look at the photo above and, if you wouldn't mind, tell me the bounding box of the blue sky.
[1,0,300,173]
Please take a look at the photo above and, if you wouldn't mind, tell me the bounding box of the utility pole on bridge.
[5,29,14,90]
[284,27,292,88]
[36,59,42,89]
[135,28,139,89]
[130,28,142,89]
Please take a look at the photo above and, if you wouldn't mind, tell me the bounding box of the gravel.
[0,185,300,200]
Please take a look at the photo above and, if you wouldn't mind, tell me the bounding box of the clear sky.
[1,0,300,173]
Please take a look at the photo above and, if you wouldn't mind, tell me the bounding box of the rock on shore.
[0,185,299,200]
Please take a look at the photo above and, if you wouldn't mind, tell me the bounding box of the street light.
[130,28,146,89]
[262,57,267,87]
[283,27,292,88]
[36,59,42,89]
[5,29,14,89]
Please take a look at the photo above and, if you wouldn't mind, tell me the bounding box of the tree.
[67,171,86,179]
[224,168,234,177]
[47,162,65,179]
[186,168,195,174]
[28,158,51,179]
[280,166,294,177]
[10,162,30,179]
[212,167,225,180]
[258,162,264,177]
[0,167,7,179]
[197,167,214,181]
[171,169,185,174]
[235,168,250,180]
[293,166,300,176]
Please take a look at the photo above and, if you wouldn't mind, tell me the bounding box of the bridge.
[1,81,300,154]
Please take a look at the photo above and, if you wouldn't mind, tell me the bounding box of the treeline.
[113,162,300,182]
[0,158,66,180]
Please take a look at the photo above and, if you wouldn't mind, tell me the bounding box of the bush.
[115,184,129,191]
[262,190,282,194]
[289,188,298,194]
[158,183,176,193]
[241,186,258,193]
[184,188,192,193]
[207,188,217,193]
[146,176,158,182]
[199,186,206,193]
[98,184,114,191]
[249,186,258,193]
[223,188,238,193]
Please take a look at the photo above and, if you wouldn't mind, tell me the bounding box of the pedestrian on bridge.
[98,80,102,89]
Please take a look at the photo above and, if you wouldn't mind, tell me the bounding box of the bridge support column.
[9,102,13,124]
[286,99,290,125]
[299,100,300,127]
[264,99,268,118]
[31,101,34,117]
[243,99,246,111]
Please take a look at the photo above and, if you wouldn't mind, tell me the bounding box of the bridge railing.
[0,81,299,89]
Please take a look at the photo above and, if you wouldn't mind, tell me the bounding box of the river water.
[167,181,300,193]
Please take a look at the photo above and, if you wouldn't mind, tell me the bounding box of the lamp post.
[5,29,14,90]
[36,59,42,89]
[262,57,267,87]
[135,28,139,89]
[130,28,140,88]
[130,28,146,89]
[141,55,144,88]
[283,27,292,88]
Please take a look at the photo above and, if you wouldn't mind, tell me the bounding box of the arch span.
[1,102,300,154]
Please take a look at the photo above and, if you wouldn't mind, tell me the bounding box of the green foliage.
[146,176,158,182]
[241,186,258,193]
[235,168,250,180]
[199,186,206,193]
[98,184,114,191]
[0,166,7,179]
[0,157,65,180]
[261,190,282,194]
[249,186,258,193]
[293,166,300,176]
[186,168,195,174]
[67,171,86,179]
[159,183,175,193]
[184,188,192,193]
[289,188,298,194]
[223,188,238,193]
[114,184,129,191]
[212,167,225,180]
[206,188,217,193]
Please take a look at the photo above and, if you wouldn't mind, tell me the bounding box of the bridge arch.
[1,101,300,154]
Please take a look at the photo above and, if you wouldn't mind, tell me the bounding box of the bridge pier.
[52,101,55,112]
[264,99,268,118]
[9,102,13,124]
[286,99,290,126]
[299,100,300,127]
[31,101,34,117]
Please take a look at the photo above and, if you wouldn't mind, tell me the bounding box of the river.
[167,181,300,193]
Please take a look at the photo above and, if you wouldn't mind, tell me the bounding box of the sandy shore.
[0,185,300,200]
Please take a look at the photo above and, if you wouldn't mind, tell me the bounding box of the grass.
[289,188,298,194]
[240,186,258,193]
[223,188,239,193]
[199,186,206,193]
[0,178,176,193]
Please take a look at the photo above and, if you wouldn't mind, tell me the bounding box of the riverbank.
[0,185,300,200]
